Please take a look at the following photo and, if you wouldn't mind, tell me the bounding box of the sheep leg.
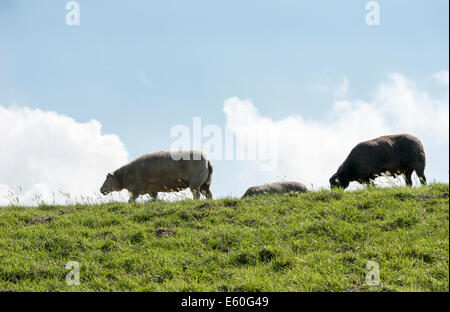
[128,184,142,202]
[190,187,201,199]
[415,167,427,186]
[200,184,212,199]
[149,191,158,201]
[404,169,414,186]
[189,180,202,199]
[128,193,138,203]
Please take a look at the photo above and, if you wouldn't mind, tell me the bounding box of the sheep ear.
[107,173,113,178]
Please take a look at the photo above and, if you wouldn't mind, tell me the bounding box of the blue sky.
[0,1,448,201]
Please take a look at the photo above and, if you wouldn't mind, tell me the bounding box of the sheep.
[100,150,213,201]
[242,181,309,198]
[329,134,426,189]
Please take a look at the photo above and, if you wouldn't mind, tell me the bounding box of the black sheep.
[329,134,426,189]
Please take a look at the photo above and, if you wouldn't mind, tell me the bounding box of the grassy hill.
[0,184,448,292]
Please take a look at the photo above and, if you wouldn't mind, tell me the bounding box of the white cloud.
[0,105,129,205]
[307,75,350,99]
[333,76,349,99]
[433,70,449,87]
[224,72,449,191]
[374,73,449,143]
[137,71,151,87]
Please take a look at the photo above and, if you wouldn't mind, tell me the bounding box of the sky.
[0,0,448,204]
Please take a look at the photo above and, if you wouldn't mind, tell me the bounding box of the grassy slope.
[0,184,448,292]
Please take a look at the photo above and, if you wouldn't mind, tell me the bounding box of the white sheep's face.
[100,173,121,195]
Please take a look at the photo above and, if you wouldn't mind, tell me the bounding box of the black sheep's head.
[329,173,349,189]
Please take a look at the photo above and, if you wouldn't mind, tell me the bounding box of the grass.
[0,183,448,292]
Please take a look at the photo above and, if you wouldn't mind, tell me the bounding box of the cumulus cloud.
[433,70,449,87]
[333,76,350,99]
[0,105,129,205]
[224,72,449,191]
[137,71,151,87]
[307,75,350,99]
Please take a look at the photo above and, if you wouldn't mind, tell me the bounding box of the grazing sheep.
[241,181,309,198]
[100,151,213,201]
[329,134,426,189]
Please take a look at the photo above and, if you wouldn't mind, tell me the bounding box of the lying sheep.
[100,150,213,201]
[329,134,426,189]
[241,181,309,198]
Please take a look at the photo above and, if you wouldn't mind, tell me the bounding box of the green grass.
[0,184,448,292]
